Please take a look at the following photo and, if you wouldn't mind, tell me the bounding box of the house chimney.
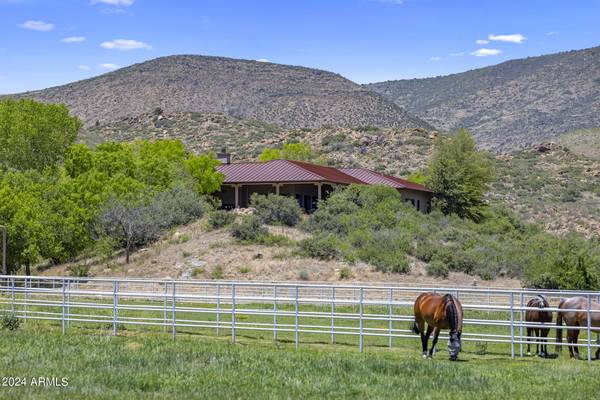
[217,152,231,164]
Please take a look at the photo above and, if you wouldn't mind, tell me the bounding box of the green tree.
[259,142,314,162]
[184,153,224,194]
[426,129,495,221]
[0,99,81,171]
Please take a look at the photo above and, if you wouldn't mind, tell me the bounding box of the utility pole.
[0,225,6,275]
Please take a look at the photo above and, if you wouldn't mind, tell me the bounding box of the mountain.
[366,46,600,151]
[6,55,432,131]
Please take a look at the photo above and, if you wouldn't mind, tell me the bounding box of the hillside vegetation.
[7,55,431,130]
[367,45,600,151]
[83,111,600,237]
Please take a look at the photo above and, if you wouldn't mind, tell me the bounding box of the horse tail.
[555,298,565,353]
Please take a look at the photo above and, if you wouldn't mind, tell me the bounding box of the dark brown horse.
[525,295,553,357]
[556,296,600,359]
[413,292,463,361]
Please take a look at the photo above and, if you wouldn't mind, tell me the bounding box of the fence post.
[510,292,515,358]
[231,283,236,344]
[163,282,168,333]
[61,279,66,335]
[11,277,15,314]
[172,282,177,339]
[587,294,592,363]
[216,283,221,336]
[113,280,119,336]
[273,285,277,342]
[359,287,364,353]
[66,280,71,328]
[519,292,524,357]
[295,285,299,350]
[388,288,393,348]
[331,287,335,344]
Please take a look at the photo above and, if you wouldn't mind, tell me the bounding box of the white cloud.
[101,39,152,50]
[449,52,464,57]
[470,48,502,57]
[98,63,119,69]
[546,31,558,36]
[476,39,489,45]
[62,36,87,43]
[19,20,54,31]
[78,65,91,71]
[429,56,441,62]
[92,0,134,5]
[256,58,270,62]
[488,33,526,44]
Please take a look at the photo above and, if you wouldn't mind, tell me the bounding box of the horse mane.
[442,294,459,333]
[535,294,549,308]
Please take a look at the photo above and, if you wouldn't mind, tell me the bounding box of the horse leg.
[526,327,532,355]
[541,328,549,357]
[419,321,431,357]
[421,325,433,358]
[596,334,600,360]
[573,327,581,359]
[567,330,575,358]
[428,327,440,358]
[535,329,540,356]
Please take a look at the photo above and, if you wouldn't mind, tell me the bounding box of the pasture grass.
[0,324,599,399]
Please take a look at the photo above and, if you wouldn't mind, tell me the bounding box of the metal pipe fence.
[1,275,599,362]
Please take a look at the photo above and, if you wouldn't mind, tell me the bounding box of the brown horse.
[525,295,553,357]
[556,296,600,359]
[413,292,463,361]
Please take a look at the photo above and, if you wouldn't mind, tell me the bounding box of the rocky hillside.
[83,111,600,237]
[367,46,600,151]
[6,55,431,131]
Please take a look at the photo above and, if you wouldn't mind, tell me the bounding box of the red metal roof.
[217,159,362,185]
[217,159,431,192]
[340,168,432,192]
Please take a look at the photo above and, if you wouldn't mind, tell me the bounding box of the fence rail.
[1,275,599,362]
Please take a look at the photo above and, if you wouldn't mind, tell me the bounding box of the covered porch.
[218,182,336,212]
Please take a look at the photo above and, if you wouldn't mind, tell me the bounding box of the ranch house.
[215,157,432,213]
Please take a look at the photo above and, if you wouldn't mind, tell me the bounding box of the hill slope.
[366,46,600,151]
[84,111,600,237]
[7,55,431,130]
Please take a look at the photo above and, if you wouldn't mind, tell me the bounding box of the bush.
[339,267,352,279]
[426,260,449,278]
[299,234,339,260]
[210,265,225,279]
[207,210,236,230]
[67,264,91,277]
[251,193,302,226]
[229,215,268,242]
[1,313,21,331]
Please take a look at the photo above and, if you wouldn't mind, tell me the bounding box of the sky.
[1,0,600,94]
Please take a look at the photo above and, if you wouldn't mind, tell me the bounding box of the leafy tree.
[185,153,224,194]
[426,129,495,221]
[259,142,315,162]
[0,99,81,171]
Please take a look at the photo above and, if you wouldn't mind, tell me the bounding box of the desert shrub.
[207,210,236,230]
[0,313,21,331]
[414,241,436,262]
[298,270,310,281]
[250,193,302,226]
[210,265,225,279]
[426,259,449,278]
[339,267,352,279]
[229,215,268,242]
[67,264,91,277]
[299,234,340,260]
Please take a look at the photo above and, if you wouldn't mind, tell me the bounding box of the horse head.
[448,331,461,361]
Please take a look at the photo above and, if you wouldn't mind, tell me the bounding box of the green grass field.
[1,322,599,400]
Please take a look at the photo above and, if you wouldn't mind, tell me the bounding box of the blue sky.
[1,0,599,94]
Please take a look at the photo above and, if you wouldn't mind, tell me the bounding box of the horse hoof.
[526,352,531,356]
[449,356,457,362]
[422,353,428,359]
